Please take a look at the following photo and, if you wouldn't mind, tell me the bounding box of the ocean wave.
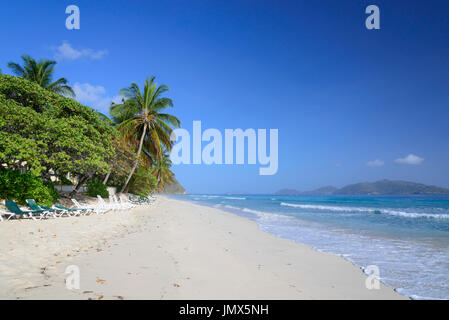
[224,205,241,210]
[199,195,246,200]
[223,196,246,200]
[222,205,292,221]
[280,203,449,220]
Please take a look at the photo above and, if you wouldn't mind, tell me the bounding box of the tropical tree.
[128,167,157,197]
[7,55,75,97]
[0,75,115,188]
[110,76,181,193]
[151,152,175,191]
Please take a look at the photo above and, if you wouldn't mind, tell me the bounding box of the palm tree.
[110,76,181,193]
[151,152,175,191]
[7,55,75,97]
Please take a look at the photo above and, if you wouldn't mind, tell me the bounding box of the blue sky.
[1,0,449,193]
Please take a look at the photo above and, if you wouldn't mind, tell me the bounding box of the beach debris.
[114,295,124,300]
[96,278,106,284]
[98,295,104,300]
[173,283,180,287]
[25,286,40,290]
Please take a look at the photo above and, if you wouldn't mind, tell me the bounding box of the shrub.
[44,181,60,204]
[128,168,157,197]
[87,179,109,198]
[0,168,59,207]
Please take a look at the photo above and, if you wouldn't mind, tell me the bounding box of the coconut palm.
[151,152,175,191]
[110,76,181,193]
[7,55,75,97]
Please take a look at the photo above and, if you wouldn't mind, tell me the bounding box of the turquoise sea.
[171,194,449,299]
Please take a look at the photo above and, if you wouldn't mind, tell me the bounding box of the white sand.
[0,196,407,300]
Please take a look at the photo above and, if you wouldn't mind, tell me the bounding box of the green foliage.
[87,179,109,198]
[128,168,157,197]
[54,176,73,186]
[151,152,175,191]
[7,55,75,97]
[0,71,180,202]
[0,75,116,178]
[44,181,60,204]
[0,168,58,207]
[110,76,181,192]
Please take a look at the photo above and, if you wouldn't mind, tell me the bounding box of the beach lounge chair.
[117,195,135,209]
[72,198,108,214]
[107,195,122,211]
[26,199,60,218]
[128,195,146,205]
[110,195,132,210]
[3,200,42,220]
[54,204,88,216]
[40,205,71,217]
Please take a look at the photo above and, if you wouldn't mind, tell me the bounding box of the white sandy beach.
[0,196,407,300]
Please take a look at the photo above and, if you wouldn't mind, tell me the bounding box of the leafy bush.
[87,179,109,198]
[128,168,157,197]
[44,181,60,204]
[0,168,59,206]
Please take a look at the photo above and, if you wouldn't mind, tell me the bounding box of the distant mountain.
[336,180,449,195]
[301,186,338,195]
[276,180,449,195]
[275,186,337,195]
[275,188,301,195]
[162,178,186,194]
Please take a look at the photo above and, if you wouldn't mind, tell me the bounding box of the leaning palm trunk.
[120,123,148,193]
[103,170,112,185]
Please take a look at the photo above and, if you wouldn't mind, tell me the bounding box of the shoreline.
[0,196,407,300]
[174,196,412,299]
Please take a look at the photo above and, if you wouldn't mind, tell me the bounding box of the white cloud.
[366,159,384,167]
[395,154,424,165]
[73,82,122,111]
[53,41,108,61]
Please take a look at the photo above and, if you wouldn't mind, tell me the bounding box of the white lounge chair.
[72,198,107,214]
